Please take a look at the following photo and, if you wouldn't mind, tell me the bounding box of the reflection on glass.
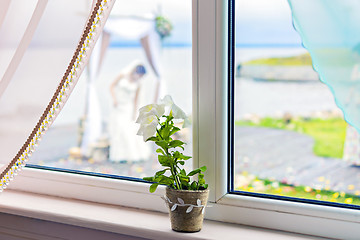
[29,0,192,179]
[234,0,360,206]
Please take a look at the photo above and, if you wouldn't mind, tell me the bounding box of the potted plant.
[136,95,209,232]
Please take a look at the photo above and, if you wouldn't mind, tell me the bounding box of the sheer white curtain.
[288,0,360,130]
[0,0,48,99]
[0,0,114,181]
[0,0,11,30]
[0,0,91,164]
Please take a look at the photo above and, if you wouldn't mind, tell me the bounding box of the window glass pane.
[233,0,360,206]
[28,0,192,180]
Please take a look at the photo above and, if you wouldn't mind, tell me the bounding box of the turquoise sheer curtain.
[288,0,360,131]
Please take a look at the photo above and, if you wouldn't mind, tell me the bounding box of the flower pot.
[165,187,209,232]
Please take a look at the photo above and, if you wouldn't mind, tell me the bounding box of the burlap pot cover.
[165,187,210,232]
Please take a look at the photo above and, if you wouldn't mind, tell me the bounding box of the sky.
[109,0,302,47]
[235,0,302,46]
[0,0,302,48]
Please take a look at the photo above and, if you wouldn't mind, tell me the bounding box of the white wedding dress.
[108,77,150,163]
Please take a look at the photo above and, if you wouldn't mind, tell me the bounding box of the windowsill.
[0,190,323,239]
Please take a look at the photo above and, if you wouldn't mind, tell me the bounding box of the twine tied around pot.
[162,195,207,214]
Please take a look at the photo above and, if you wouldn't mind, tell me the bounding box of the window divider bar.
[196,0,229,202]
[196,0,217,202]
[192,0,200,172]
[215,0,230,201]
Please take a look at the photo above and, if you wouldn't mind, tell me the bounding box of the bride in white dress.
[109,62,150,163]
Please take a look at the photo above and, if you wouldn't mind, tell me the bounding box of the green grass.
[243,53,313,66]
[236,172,360,205]
[236,117,347,158]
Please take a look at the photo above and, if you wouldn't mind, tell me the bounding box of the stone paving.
[29,125,360,195]
[235,127,360,195]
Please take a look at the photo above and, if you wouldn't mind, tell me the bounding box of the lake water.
[55,46,341,127]
[235,77,340,119]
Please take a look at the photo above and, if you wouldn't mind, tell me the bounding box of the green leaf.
[178,161,185,165]
[173,151,181,159]
[162,125,172,139]
[188,168,201,176]
[173,151,191,160]
[155,175,173,186]
[179,175,190,188]
[158,155,171,166]
[179,176,190,183]
[149,183,159,193]
[166,114,174,121]
[199,166,207,172]
[155,140,168,150]
[155,169,167,176]
[169,127,180,137]
[199,173,205,185]
[146,136,158,142]
[180,169,186,176]
[143,177,154,182]
[169,140,185,149]
[156,148,165,155]
[190,181,198,190]
[158,125,169,138]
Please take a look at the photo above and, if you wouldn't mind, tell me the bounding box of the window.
[5,0,360,239]
[231,0,360,208]
[26,0,193,180]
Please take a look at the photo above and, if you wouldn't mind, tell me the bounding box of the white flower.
[136,114,158,141]
[170,102,191,128]
[136,104,164,142]
[136,95,190,142]
[160,95,174,108]
[160,95,190,128]
[136,103,165,123]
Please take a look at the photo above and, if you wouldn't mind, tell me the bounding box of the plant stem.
[170,165,181,190]
[156,121,182,189]
[156,128,163,140]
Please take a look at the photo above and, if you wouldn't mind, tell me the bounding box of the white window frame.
[7,0,360,239]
